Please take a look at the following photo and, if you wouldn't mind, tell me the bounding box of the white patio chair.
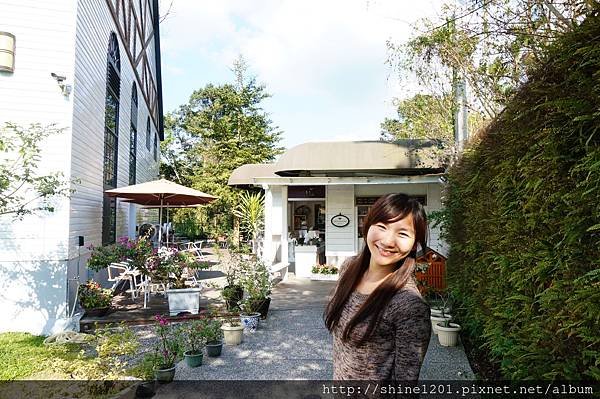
[107,262,142,301]
[107,262,128,289]
[189,241,208,262]
[182,267,203,289]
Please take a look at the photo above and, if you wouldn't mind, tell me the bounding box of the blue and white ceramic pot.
[240,312,261,332]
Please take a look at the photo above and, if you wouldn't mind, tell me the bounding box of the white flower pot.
[436,322,461,346]
[309,273,339,281]
[430,306,451,317]
[221,323,244,345]
[166,287,202,316]
[430,314,452,335]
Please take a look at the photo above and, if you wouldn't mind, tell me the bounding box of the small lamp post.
[0,32,15,73]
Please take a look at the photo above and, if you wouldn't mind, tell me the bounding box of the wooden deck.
[80,251,228,332]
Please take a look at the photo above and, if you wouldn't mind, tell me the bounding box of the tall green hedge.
[442,12,600,380]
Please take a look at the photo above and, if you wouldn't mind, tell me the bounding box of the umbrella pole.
[158,197,163,246]
[166,204,169,247]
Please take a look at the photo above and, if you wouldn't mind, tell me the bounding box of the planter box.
[166,287,202,316]
[310,273,339,281]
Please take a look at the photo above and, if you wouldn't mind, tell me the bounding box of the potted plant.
[238,296,261,332]
[182,320,205,368]
[152,315,182,383]
[86,235,153,273]
[202,318,224,357]
[150,248,207,316]
[239,258,272,319]
[222,285,243,312]
[78,280,113,316]
[220,253,245,311]
[436,321,462,347]
[429,290,454,335]
[430,291,461,346]
[221,313,244,345]
[310,264,339,281]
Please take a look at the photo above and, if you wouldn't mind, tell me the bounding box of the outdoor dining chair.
[187,241,208,262]
[107,261,143,301]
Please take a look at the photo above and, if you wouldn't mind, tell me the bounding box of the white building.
[229,140,449,279]
[0,0,163,334]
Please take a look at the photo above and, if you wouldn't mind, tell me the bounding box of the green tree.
[163,56,284,239]
[159,113,197,186]
[0,123,72,219]
[380,93,454,142]
[386,1,591,120]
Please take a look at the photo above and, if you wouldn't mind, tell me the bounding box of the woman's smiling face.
[366,213,417,268]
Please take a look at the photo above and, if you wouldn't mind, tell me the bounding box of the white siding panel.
[325,185,355,255]
[0,260,70,335]
[354,183,428,197]
[0,0,78,335]
[69,0,160,260]
[271,187,282,236]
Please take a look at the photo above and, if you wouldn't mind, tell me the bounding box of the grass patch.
[0,333,83,380]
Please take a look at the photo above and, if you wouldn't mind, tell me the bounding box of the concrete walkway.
[160,275,474,385]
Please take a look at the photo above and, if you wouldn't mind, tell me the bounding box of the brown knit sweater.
[331,279,431,380]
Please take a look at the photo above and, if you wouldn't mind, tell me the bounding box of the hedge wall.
[442,12,600,380]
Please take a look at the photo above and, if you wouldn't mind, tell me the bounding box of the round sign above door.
[330,213,350,228]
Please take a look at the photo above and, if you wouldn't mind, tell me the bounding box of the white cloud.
[159,0,447,148]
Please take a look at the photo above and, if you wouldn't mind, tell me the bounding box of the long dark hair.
[324,193,428,345]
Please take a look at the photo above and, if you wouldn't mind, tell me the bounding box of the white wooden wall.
[70,0,160,261]
[0,0,78,335]
[0,0,162,335]
[325,185,356,266]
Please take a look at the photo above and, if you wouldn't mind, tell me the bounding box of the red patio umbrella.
[105,179,217,245]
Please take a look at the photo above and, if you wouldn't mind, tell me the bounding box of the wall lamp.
[0,32,16,73]
[51,72,72,97]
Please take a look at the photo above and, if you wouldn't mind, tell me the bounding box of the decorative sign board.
[331,213,350,228]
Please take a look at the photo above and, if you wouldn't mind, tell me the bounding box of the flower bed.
[310,264,339,281]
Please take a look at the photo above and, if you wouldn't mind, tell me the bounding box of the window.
[129,84,138,185]
[145,117,151,150]
[102,32,121,245]
[153,131,157,161]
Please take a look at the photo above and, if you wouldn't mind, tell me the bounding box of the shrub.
[440,13,600,380]
[311,264,338,275]
[78,280,112,309]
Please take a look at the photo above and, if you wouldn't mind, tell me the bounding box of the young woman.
[325,193,431,381]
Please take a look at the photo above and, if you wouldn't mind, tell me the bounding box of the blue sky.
[159,0,444,150]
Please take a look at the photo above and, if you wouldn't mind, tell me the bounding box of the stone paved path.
[154,275,475,396]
